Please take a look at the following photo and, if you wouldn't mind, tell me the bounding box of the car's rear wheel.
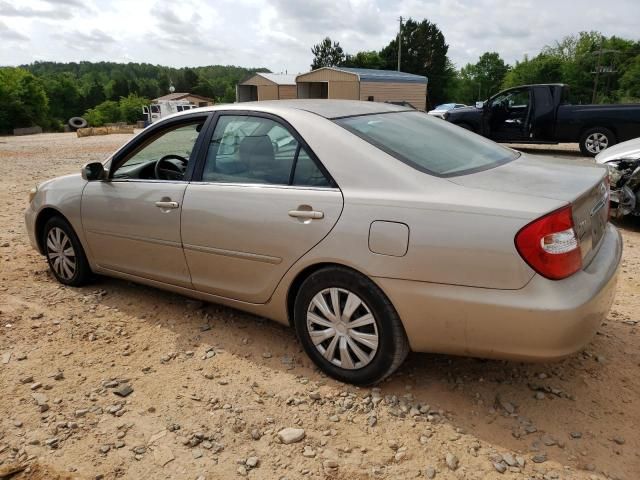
[293,267,409,385]
[42,216,92,286]
[579,127,616,157]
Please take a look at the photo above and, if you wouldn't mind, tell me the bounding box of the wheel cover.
[46,227,76,280]
[306,288,379,370]
[585,132,609,154]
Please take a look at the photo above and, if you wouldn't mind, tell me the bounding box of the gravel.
[277,428,306,444]
[0,133,638,480]
[445,453,459,471]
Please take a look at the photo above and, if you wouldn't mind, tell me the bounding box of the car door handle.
[155,201,179,209]
[288,209,324,219]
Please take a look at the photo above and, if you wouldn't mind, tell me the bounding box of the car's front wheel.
[42,216,92,287]
[293,267,409,385]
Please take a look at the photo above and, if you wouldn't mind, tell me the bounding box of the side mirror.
[475,101,485,109]
[81,162,106,181]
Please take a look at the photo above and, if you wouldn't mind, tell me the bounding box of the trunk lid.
[449,153,609,265]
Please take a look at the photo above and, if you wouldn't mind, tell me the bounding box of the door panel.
[487,88,531,141]
[82,181,191,287]
[181,184,343,303]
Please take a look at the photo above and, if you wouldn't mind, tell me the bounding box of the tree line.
[311,21,640,108]
[1,22,639,134]
[0,62,268,133]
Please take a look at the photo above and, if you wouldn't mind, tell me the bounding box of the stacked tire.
[68,117,88,131]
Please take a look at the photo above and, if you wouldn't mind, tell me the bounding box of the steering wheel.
[154,154,188,180]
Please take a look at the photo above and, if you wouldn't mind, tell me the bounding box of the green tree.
[175,68,200,92]
[119,94,149,123]
[106,74,130,100]
[471,52,509,99]
[0,67,49,133]
[619,55,640,100]
[135,78,161,99]
[502,54,564,89]
[311,37,345,70]
[449,52,510,104]
[81,77,107,110]
[379,18,454,107]
[84,100,120,126]
[222,85,236,104]
[342,51,383,69]
[42,72,83,121]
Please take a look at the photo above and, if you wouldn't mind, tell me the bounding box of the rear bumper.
[375,223,622,361]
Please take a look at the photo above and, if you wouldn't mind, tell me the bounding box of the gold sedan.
[25,100,621,384]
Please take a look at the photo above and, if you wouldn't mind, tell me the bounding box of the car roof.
[192,100,413,120]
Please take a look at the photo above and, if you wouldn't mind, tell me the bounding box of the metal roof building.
[237,73,298,102]
[152,92,214,107]
[295,67,428,110]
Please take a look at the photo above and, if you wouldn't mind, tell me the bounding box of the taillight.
[515,205,582,280]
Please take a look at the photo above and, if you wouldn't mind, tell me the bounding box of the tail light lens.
[515,205,582,280]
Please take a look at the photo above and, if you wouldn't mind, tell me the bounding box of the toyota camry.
[25,100,621,385]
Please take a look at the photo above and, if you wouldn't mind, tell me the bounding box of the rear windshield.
[335,111,519,177]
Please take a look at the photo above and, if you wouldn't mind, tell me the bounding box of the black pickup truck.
[444,83,640,156]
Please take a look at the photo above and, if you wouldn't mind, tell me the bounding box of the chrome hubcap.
[586,133,609,154]
[46,227,76,280]
[306,288,378,370]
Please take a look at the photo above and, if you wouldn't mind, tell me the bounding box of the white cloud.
[0,0,637,71]
[0,20,28,41]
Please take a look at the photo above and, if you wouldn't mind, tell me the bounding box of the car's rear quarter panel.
[283,110,558,290]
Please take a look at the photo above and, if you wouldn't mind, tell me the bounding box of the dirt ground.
[1,133,639,480]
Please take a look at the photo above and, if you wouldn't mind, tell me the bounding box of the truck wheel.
[579,127,616,157]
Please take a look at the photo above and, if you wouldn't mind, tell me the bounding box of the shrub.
[84,95,148,126]
[119,94,148,124]
[84,100,121,127]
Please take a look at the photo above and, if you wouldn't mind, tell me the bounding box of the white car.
[595,136,640,218]
[428,103,467,119]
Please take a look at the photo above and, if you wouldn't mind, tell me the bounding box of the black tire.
[579,127,616,157]
[42,216,92,287]
[68,117,88,130]
[293,267,409,385]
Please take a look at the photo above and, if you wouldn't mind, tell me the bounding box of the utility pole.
[397,16,402,72]
[592,35,603,104]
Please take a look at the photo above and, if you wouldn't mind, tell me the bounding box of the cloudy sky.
[0,0,638,72]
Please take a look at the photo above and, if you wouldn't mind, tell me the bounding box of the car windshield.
[435,103,455,110]
[335,111,519,177]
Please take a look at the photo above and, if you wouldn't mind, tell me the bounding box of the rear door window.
[201,115,332,187]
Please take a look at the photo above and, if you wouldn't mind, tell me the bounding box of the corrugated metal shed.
[237,73,298,102]
[339,67,428,84]
[296,67,428,110]
[257,73,296,85]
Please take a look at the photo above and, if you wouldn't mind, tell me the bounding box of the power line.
[397,16,402,72]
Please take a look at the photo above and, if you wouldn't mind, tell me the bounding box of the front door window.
[112,121,204,181]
